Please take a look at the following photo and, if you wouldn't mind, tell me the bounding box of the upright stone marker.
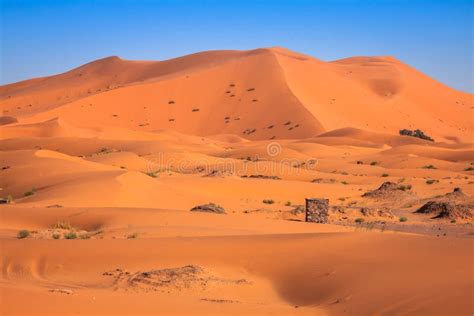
[305,198,329,223]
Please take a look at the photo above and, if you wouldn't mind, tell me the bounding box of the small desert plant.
[464,167,474,171]
[127,232,138,239]
[354,218,365,224]
[450,219,456,224]
[24,188,36,197]
[285,201,292,206]
[381,173,389,177]
[398,184,412,191]
[64,231,77,239]
[341,181,348,185]
[17,229,30,239]
[422,165,437,169]
[52,233,61,240]
[338,197,346,201]
[426,179,438,185]
[262,199,274,204]
[54,221,72,230]
[370,161,378,166]
[399,216,408,222]
[79,234,91,239]
[145,171,159,178]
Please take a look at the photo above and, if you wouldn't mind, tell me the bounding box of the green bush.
[17,229,30,239]
[354,218,365,224]
[24,188,36,197]
[399,216,408,222]
[263,199,274,204]
[64,231,77,239]
[52,233,60,239]
[397,184,412,191]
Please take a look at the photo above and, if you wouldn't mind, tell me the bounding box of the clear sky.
[1,0,472,92]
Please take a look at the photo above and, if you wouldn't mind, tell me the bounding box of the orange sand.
[1,47,473,315]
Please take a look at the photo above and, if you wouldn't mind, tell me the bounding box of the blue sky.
[1,0,472,92]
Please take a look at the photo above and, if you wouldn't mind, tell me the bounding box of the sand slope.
[1,47,473,315]
[1,47,472,142]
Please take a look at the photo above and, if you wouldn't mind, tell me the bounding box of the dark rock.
[415,201,472,220]
[399,128,434,142]
[362,181,413,198]
[305,198,329,223]
[190,203,226,214]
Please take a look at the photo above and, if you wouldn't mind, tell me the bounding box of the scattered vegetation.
[64,231,77,239]
[97,147,113,154]
[24,188,36,197]
[397,184,412,191]
[341,181,348,185]
[262,199,275,204]
[54,221,72,230]
[381,173,389,177]
[426,179,438,185]
[422,165,437,169]
[127,232,138,239]
[399,216,408,222]
[354,218,365,224]
[145,171,159,178]
[285,201,292,206]
[17,229,30,239]
[464,167,474,171]
[370,161,378,166]
[52,233,60,239]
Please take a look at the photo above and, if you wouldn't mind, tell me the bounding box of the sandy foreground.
[1,48,473,315]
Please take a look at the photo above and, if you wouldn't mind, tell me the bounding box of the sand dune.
[0,47,473,315]
[2,47,472,142]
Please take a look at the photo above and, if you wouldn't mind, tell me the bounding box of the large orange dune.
[0,47,473,315]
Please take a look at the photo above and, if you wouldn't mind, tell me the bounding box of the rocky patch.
[190,203,226,214]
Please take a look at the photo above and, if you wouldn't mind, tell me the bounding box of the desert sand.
[0,47,473,315]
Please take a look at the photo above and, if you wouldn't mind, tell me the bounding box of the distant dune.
[1,47,471,142]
